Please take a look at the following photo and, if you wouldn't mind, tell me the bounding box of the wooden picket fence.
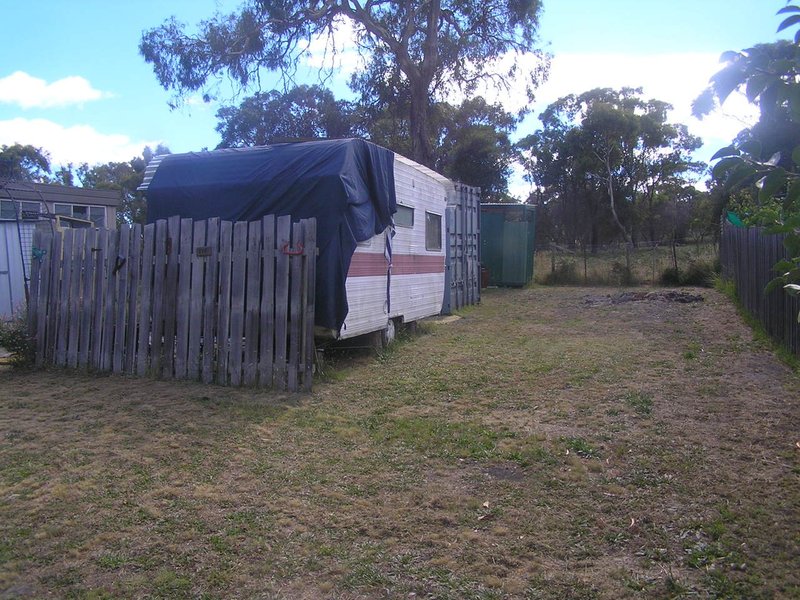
[27,215,317,391]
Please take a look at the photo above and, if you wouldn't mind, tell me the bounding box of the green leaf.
[758,168,787,202]
[790,87,800,122]
[719,50,741,63]
[738,139,762,159]
[784,284,800,296]
[710,63,745,104]
[777,5,800,15]
[774,259,797,274]
[726,162,759,189]
[766,151,782,166]
[785,213,800,228]
[785,233,800,257]
[792,145,800,166]
[745,73,771,102]
[786,178,800,211]
[767,276,785,293]
[711,156,743,181]
[710,145,740,161]
[777,13,800,32]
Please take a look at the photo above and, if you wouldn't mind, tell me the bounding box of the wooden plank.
[150,221,168,376]
[34,230,53,367]
[288,221,303,392]
[302,218,317,392]
[112,225,131,373]
[174,218,194,379]
[100,230,119,371]
[27,228,43,339]
[258,215,276,387]
[55,230,74,367]
[136,224,156,376]
[202,218,220,384]
[66,228,86,369]
[187,219,207,381]
[243,220,262,385]
[90,229,108,370]
[161,215,181,378]
[46,230,63,365]
[273,215,292,391]
[228,221,248,386]
[216,220,233,385]
[124,224,143,374]
[77,229,97,369]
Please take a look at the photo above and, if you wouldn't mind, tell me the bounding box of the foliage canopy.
[699,4,800,309]
[140,0,547,167]
[518,87,703,249]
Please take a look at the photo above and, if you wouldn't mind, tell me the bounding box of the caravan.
[140,139,452,345]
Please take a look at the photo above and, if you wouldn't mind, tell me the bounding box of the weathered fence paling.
[720,223,800,356]
[29,216,317,391]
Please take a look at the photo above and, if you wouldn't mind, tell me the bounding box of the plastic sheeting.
[144,139,397,332]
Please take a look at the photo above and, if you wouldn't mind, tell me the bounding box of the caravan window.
[425,211,442,251]
[395,205,414,228]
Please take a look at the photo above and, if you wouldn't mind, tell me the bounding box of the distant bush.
[610,261,636,286]
[543,260,580,285]
[0,312,34,368]
[660,259,719,287]
[660,267,682,286]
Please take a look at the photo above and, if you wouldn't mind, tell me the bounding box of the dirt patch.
[584,290,705,306]
[0,286,797,599]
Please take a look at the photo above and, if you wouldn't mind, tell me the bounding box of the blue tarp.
[144,138,397,332]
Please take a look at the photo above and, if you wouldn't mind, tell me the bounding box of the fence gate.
[28,215,317,391]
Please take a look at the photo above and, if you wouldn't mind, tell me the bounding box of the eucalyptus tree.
[519,87,702,248]
[78,145,171,224]
[0,144,51,182]
[139,0,548,167]
[215,85,361,147]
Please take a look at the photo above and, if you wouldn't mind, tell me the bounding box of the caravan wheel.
[369,319,398,352]
[384,318,397,345]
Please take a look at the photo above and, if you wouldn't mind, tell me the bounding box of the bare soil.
[0,286,798,599]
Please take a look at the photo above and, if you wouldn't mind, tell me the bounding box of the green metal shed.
[480,203,536,287]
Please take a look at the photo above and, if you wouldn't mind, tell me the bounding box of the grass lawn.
[0,286,798,599]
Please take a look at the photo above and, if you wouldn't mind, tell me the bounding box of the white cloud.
[0,71,112,109]
[493,52,760,199]
[0,118,160,166]
[508,52,758,149]
[301,18,364,78]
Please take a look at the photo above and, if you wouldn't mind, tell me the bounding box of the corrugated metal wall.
[0,221,32,318]
[443,183,481,314]
[480,204,536,287]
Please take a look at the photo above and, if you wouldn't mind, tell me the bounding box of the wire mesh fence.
[534,241,720,286]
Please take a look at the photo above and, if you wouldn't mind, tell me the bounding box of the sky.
[0,0,792,199]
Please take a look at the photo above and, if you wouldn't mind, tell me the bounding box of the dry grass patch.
[0,286,798,599]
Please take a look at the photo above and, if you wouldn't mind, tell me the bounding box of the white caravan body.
[338,154,448,339]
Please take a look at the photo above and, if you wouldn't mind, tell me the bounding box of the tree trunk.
[604,159,631,246]
[408,82,435,168]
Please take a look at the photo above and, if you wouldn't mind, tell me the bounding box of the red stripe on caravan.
[348,253,445,277]
[348,253,386,277]
[393,254,445,275]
